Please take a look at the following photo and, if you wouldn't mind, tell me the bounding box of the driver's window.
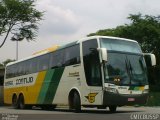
[82,39,102,86]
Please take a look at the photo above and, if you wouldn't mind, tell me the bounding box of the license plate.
[128,98,135,101]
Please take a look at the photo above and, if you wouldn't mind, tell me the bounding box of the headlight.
[105,87,118,93]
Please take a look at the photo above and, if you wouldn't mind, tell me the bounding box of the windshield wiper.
[125,59,132,86]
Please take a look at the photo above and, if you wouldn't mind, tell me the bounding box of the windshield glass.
[100,38,142,53]
[128,54,148,85]
[104,52,148,86]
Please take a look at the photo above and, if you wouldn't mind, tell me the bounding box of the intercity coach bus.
[4,36,156,112]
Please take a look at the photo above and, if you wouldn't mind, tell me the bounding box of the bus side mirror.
[97,48,108,62]
[144,53,156,66]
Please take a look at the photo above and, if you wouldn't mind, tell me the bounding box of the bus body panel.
[4,65,103,106]
[4,66,103,105]
[4,72,46,104]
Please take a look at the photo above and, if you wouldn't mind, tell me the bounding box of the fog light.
[143,89,149,94]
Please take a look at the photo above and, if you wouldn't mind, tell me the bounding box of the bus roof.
[6,36,138,66]
[77,36,138,43]
[57,36,138,50]
[33,45,60,55]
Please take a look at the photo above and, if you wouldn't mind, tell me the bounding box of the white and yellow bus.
[4,36,156,112]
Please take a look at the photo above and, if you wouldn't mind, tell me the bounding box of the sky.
[0,0,160,62]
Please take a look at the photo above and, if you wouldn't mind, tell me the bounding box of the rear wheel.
[109,105,117,113]
[12,95,18,109]
[73,92,81,113]
[18,95,25,109]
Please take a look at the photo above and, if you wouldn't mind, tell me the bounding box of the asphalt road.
[0,106,160,120]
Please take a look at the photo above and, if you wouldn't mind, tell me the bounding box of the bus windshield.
[100,38,148,86]
[104,52,148,86]
[100,38,142,53]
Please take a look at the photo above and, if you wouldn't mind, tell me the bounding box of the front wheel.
[73,92,81,113]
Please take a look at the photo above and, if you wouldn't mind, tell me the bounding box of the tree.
[0,59,15,68]
[0,63,3,69]
[0,0,43,48]
[2,59,15,66]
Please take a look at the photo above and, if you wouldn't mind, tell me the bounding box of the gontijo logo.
[4,76,36,88]
[85,93,98,103]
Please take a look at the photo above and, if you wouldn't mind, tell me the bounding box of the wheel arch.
[18,92,25,102]
[12,93,18,101]
[68,87,81,107]
[18,92,24,98]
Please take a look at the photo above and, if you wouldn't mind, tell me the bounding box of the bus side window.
[82,39,102,86]
[50,50,64,68]
[6,67,10,79]
[64,44,80,66]
[24,60,31,74]
[37,54,50,71]
[17,62,25,76]
[29,58,38,73]
[11,65,17,77]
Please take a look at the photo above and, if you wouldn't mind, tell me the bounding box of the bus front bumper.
[103,91,149,106]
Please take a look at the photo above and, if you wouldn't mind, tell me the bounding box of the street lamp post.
[16,40,18,61]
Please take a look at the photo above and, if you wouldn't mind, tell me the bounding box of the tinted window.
[24,60,31,74]
[29,58,38,73]
[11,65,17,77]
[6,44,80,78]
[104,52,130,85]
[82,39,102,86]
[6,67,10,79]
[17,62,25,76]
[37,54,50,71]
[64,44,80,66]
[50,50,64,68]
[104,52,148,86]
[6,54,50,78]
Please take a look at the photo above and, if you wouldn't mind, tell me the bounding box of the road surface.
[0,106,160,120]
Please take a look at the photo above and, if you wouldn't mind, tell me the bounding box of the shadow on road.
[4,106,144,114]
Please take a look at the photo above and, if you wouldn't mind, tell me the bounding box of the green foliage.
[0,0,43,48]
[0,59,15,68]
[2,59,15,66]
[146,92,160,106]
[0,64,4,69]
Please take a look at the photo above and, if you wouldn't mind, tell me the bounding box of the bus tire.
[18,94,25,109]
[12,94,18,109]
[73,92,81,113]
[109,105,117,113]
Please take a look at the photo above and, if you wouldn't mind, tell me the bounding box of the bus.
[4,36,156,112]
